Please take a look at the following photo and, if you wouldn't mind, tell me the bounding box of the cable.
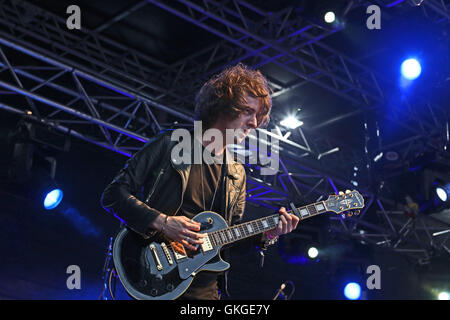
[108,268,116,300]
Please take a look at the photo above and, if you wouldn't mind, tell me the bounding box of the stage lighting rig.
[324,11,336,24]
[6,117,67,210]
[280,116,303,130]
[307,246,319,259]
[435,182,450,202]
[401,58,422,80]
[315,0,351,29]
[344,282,361,300]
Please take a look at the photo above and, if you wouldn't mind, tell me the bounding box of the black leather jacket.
[100,129,264,297]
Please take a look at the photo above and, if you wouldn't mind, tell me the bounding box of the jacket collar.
[169,131,240,179]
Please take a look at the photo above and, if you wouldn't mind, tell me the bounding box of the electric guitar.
[112,190,364,300]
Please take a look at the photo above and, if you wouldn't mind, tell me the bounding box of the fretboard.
[207,200,328,248]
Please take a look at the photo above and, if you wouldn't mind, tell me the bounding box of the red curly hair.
[194,63,272,129]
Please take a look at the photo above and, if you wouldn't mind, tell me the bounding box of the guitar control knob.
[167,284,174,291]
[207,218,213,224]
[151,289,158,296]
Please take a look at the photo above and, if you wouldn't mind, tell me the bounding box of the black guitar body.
[112,211,230,300]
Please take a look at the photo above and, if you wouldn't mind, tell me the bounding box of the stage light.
[436,182,450,202]
[307,247,319,259]
[43,188,64,210]
[344,282,361,300]
[401,58,421,80]
[280,116,303,129]
[438,292,449,300]
[324,11,336,23]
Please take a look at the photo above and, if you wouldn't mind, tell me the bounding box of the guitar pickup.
[200,233,214,252]
[170,241,187,261]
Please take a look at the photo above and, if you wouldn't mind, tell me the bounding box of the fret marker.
[316,203,325,211]
[247,225,253,233]
[234,228,240,237]
[300,208,309,216]
[262,220,268,228]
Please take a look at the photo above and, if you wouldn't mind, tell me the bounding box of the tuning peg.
[345,190,351,194]
[341,214,346,219]
[355,210,361,215]
[339,191,344,196]
[347,211,353,217]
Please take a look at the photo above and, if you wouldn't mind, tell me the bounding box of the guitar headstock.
[324,190,364,216]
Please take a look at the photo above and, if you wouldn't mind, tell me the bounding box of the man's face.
[222,94,263,144]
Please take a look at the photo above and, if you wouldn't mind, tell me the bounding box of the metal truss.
[346,205,450,265]
[0,37,194,156]
[420,0,450,24]
[0,0,193,109]
[147,0,449,178]
[0,23,349,191]
[0,0,351,165]
[148,0,385,108]
[146,0,450,263]
[382,0,450,24]
[0,0,354,163]
[0,28,375,223]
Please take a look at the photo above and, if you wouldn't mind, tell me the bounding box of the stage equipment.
[43,188,63,210]
[280,116,303,129]
[324,11,335,23]
[273,280,295,300]
[307,246,319,259]
[401,58,422,80]
[438,292,449,300]
[435,183,450,202]
[344,282,361,300]
[7,118,66,210]
[99,236,116,300]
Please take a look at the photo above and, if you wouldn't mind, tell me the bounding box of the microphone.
[273,282,286,300]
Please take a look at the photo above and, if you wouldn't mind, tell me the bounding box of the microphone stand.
[99,236,114,300]
[273,283,286,300]
[273,281,295,300]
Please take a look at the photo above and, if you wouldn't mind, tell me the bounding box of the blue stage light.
[43,189,64,210]
[344,282,361,300]
[436,183,450,202]
[401,58,421,80]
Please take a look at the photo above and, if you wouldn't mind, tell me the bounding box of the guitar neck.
[207,200,328,247]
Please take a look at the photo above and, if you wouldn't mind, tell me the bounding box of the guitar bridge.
[149,244,163,271]
[161,242,173,265]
